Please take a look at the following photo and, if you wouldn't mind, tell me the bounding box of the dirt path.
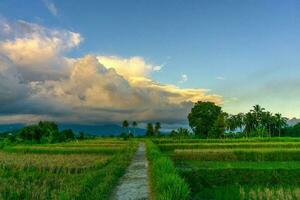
[111,142,150,200]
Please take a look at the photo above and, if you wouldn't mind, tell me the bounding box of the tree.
[188,101,222,138]
[78,132,85,140]
[146,123,154,136]
[122,120,129,134]
[61,129,75,141]
[132,121,138,135]
[154,122,161,136]
[274,113,287,137]
[209,112,226,138]
[244,112,256,137]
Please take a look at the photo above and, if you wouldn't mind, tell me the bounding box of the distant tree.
[119,132,128,140]
[61,129,75,141]
[169,128,190,138]
[146,123,154,136]
[154,122,161,136]
[177,128,190,137]
[78,132,85,140]
[209,112,226,138]
[122,120,129,134]
[274,113,287,137]
[132,121,138,135]
[188,101,222,138]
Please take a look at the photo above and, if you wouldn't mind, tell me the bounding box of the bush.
[146,140,190,200]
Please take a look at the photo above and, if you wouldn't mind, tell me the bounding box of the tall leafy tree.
[209,112,226,138]
[188,101,222,138]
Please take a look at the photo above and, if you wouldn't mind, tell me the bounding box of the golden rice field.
[0,138,137,200]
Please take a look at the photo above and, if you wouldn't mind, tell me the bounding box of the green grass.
[2,145,123,154]
[153,137,300,144]
[193,185,300,200]
[146,140,190,200]
[0,139,137,200]
[158,142,300,151]
[173,148,300,161]
[155,137,300,199]
[176,160,300,169]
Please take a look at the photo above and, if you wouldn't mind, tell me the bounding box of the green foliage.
[17,121,76,144]
[146,123,154,136]
[188,101,223,138]
[225,105,288,137]
[169,128,191,138]
[146,140,190,200]
[282,122,300,137]
[154,122,161,136]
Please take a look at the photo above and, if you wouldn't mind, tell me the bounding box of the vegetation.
[0,139,136,199]
[0,121,88,144]
[188,101,223,138]
[155,138,300,199]
[187,101,288,138]
[146,140,190,200]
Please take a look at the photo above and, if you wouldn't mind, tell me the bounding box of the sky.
[0,0,300,126]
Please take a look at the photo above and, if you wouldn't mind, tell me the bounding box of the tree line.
[120,120,161,138]
[188,101,288,138]
[1,121,86,144]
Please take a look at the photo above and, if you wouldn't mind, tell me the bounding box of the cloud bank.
[0,19,222,124]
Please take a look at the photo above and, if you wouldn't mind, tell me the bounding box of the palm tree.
[244,112,256,137]
[236,113,244,132]
[154,122,161,136]
[146,123,154,136]
[274,113,287,137]
[122,120,129,134]
[261,111,272,137]
[132,121,138,135]
[251,105,265,129]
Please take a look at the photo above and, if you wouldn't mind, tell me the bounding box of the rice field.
[154,138,300,200]
[0,138,137,199]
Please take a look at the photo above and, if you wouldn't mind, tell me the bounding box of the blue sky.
[0,0,300,125]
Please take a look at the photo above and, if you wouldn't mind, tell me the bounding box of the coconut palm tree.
[154,122,161,136]
[274,113,287,137]
[236,113,245,132]
[244,112,256,137]
[132,121,138,135]
[122,120,129,134]
[261,111,272,137]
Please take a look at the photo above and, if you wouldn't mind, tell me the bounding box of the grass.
[2,145,123,154]
[0,152,110,173]
[193,185,300,200]
[158,142,300,151]
[156,137,300,199]
[173,148,300,161]
[0,139,137,199]
[146,140,190,200]
[176,160,300,169]
[153,137,300,144]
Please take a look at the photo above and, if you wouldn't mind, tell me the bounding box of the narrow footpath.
[111,143,150,200]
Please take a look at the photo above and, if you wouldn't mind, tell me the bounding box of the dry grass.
[0,152,110,173]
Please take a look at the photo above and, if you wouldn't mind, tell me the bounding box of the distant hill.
[0,123,146,136]
[0,124,24,133]
[58,124,146,136]
[288,118,300,126]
